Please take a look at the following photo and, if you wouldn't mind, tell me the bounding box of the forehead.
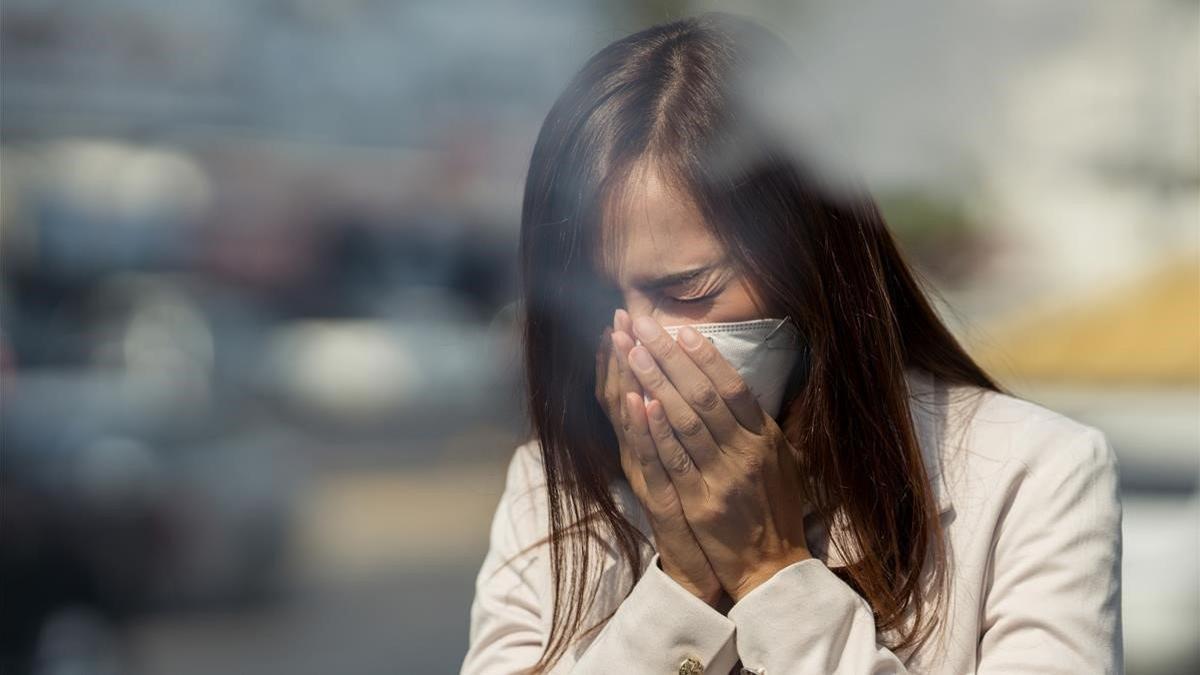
[594,160,723,286]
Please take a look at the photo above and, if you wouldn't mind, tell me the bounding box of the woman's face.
[596,161,767,328]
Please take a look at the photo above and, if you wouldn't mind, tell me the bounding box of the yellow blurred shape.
[973,254,1200,385]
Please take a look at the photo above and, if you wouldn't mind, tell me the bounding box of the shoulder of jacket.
[949,385,1116,474]
[498,438,550,545]
[507,438,546,488]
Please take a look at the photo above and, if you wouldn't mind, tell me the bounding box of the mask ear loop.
[763,315,794,344]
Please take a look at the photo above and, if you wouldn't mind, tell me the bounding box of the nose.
[620,296,652,322]
[616,294,690,331]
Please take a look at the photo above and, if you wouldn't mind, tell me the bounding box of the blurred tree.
[877,189,993,287]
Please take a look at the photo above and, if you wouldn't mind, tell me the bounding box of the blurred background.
[1,1,1196,674]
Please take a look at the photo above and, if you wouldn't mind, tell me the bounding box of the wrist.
[729,548,813,603]
[656,555,725,608]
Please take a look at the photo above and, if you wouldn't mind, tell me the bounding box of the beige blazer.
[460,367,1123,674]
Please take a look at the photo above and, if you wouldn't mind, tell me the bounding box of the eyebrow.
[632,258,728,291]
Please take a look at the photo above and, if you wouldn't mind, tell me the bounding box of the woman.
[462,11,1122,675]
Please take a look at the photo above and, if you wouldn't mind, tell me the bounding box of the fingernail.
[613,308,621,330]
[633,315,658,341]
[630,346,654,371]
[678,325,703,349]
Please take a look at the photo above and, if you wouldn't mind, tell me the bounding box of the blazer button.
[678,656,704,674]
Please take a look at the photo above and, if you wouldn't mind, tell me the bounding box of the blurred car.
[0,368,305,673]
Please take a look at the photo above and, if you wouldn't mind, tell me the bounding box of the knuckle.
[687,382,722,412]
[719,377,751,403]
[613,350,627,374]
[644,501,669,521]
[600,382,614,407]
[619,406,633,433]
[650,420,675,442]
[758,421,783,445]
[676,413,706,438]
[712,484,735,508]
[715,481,744,507]
[724,430,752,452]
[740,452,766,476]
[636,449,659,468]
[664,448,692,475]
[690,503,719,527]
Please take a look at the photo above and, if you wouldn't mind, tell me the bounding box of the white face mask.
[636,316,806,421]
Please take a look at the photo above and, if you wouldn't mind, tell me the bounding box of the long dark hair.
[517,11,1003,672]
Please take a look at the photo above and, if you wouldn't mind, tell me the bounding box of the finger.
[624,394,698,544]
[643,397,707,503]
[609,312,648,485]
[627,341,722,470]
[611,331,648,478]
[610,337,643,479]
[630,315,741,448]
[597,323,638,483]
[622,451,648,503]
[594,326,612,409]
[611,328,645,413]
[616,307,633,336]
[613,309,644,404]
[605,328,622,420]
[623,392,674,497]
[673,324,766,436]
[618,407,649,500]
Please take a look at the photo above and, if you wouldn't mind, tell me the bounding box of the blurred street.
[123,461,508,675]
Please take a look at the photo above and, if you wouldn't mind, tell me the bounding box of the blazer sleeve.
[974,424,1123,673]
[461,443,741,675]
[571,552,740,674]
[725,424,1123,674]
[726,557,910,674]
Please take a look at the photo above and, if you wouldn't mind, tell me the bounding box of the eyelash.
[667,291,719,305]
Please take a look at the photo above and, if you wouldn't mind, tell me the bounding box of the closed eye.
[667,291,720,305]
